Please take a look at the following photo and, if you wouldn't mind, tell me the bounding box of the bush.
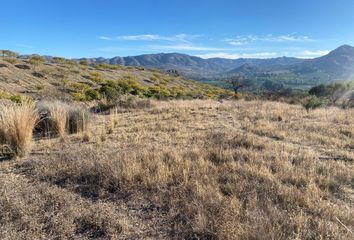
[100,85,119,101]
[28,56,46,67]
[35,102,91,137]
[84,88,101,101]
[36,101,68,138]
[303,96,329,111]
[52,57,66,64]
[4,58,18,64]
[67,106,91,134]
[89,72,104,83]
[79,60,89,66]
[0,103,38,158]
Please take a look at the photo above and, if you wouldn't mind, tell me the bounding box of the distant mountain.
[295,45,354,80]
[19,44,354,89]
[225,45,354,89]
[80,54,306,79]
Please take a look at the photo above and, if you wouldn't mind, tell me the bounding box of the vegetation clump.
[0,102,37,158]
[35,101,91,136]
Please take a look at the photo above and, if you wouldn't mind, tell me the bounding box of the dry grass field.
[0,100,353,239]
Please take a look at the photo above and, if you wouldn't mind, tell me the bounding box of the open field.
[0,100,353,239]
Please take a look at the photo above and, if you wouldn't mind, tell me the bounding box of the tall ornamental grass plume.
[36,101,68,138]
[0,102,38,158]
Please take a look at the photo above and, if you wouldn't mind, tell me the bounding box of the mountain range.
[18,44,354,90]
[75,45,354,89]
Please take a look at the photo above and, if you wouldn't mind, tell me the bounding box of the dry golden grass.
[37,101,68,137]
[36,101,90,137]
[0,103,37,158]
[0,100,353,239]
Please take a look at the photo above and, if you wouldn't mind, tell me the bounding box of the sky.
[1,0,354,59]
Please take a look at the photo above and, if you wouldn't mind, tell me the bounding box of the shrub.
[89,72,104,83]
[9,95,28,104]
[0,103,37,158]
[79,60,89,66]
[73,92,86,101]
[145,86,170,99]
[36,101,68,138]
[4,58,18,64]
[35,102,91,137]
[28,56,46,68]
[52,57,66,64]
[100,85,119,101]
[0,91,29,104]
[303,96,329,111]
[84,88,101,101]
[67,106,91,134]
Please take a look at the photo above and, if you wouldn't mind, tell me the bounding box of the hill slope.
[0,58,232,102]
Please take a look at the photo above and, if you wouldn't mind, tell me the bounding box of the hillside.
[0,57,232,102]
[1,100,353,239]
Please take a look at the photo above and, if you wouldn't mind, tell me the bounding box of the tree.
[226,75,246,94]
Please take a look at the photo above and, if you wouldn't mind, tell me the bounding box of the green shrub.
[73,92,86,101]
[52,57,66,64]
[145,86,170,99]
[84,88,101,101]
[9,95,27,104]
[303,96,329,111]
[89,72,104,83]
[100,85,120,101]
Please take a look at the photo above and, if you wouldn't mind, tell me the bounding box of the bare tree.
[227,75,246,94]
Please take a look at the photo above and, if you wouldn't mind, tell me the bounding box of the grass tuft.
[0,103,37,158]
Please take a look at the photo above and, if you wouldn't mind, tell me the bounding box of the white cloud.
[99,34,201,43]
[295,50,330,58]
[99,36,114,40]
[196,52,278,59]
[149,44,229,51]
[224,34,315,45]
[301,50,330,56]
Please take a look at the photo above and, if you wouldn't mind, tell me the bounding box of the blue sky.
[1,0,354,59]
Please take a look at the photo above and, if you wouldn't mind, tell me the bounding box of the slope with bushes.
[0,56,234,103]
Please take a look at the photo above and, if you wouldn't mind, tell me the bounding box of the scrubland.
[0,100,353,239]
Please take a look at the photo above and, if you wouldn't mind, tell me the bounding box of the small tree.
[227,75,246,94]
